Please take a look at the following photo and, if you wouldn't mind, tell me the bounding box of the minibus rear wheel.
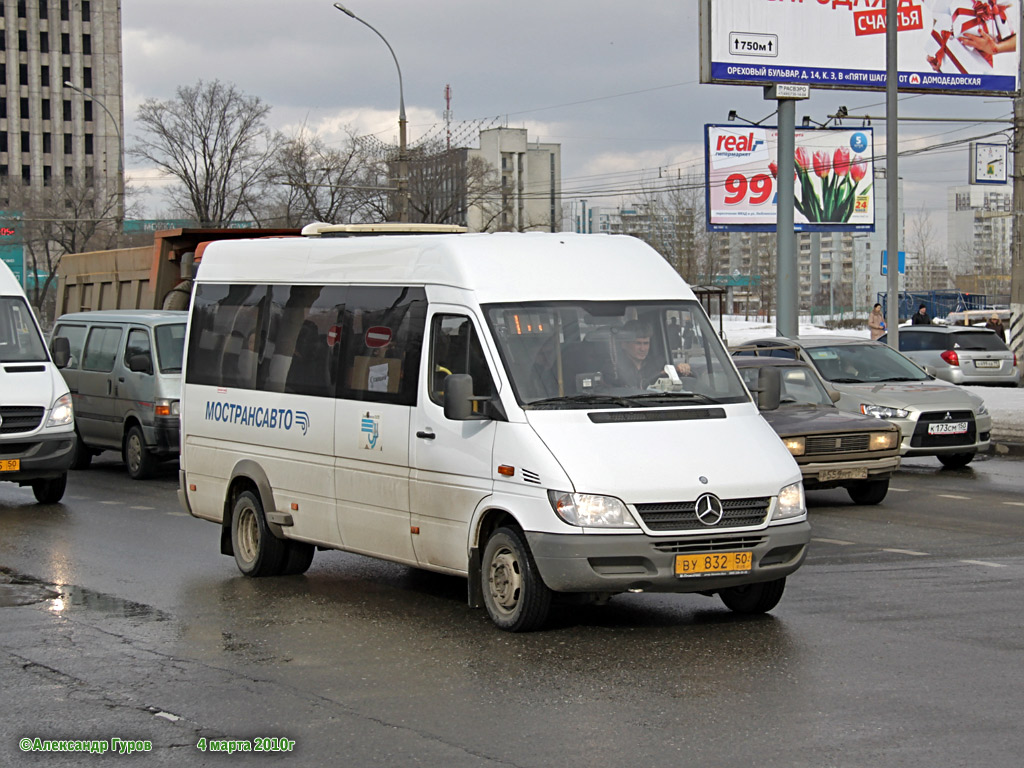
[231,490,287,577]
[481,527,551,632]
[718,577,786,615]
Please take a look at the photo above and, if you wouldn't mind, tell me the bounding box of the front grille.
[651,535,768,554]
[635,496,770,531]
[0,406,45,434]
[805,432,870,455]
[910,410,976,448]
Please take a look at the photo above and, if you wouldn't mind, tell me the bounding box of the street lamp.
[333,3,409,223]
[64,80,124,234]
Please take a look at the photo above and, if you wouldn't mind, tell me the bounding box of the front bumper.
[525,521,810,594]
[800,454,900,489]
[144,416,180,458]
[0,431,75,483]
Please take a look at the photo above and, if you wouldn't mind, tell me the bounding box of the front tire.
[69,431,92,470]
[847,478,889,505]
[31,474,67,504]
[230,490,287,576]
[719,577,786,615]
[282,542,315,575]
[481,527,552,632]
[124,425,157,480]
[938,452,974,469]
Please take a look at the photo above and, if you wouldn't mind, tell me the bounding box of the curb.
[990,441,1024,458]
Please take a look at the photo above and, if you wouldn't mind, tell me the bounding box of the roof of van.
[195,232,696,303]
[55,309,188,325]
[0,260,27,296]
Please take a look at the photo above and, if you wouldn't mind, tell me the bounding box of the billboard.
[700,0,1019,96]
[0,212,24,286]
[705,125,875,232]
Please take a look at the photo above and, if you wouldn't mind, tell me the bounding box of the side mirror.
[128,353,154,375]
[754,367,781,411]
[443,373,504,422]
[51,337,71,368]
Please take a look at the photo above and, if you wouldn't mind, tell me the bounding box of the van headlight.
[548,491,638,528]
[155,399,179,418]
[47,393,74,427]
[860,404,909,419]
[783,436,805,456]
[772,482,806,521]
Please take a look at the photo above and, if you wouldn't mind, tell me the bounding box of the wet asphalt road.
[1,452,1023,767]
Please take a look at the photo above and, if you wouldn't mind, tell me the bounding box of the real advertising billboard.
[705,125,875,232]
[701,0,1019,96]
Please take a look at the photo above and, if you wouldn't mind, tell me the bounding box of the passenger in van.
[526,334,563,398]
[608,320,692,389]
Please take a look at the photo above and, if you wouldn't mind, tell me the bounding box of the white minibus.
[0,261,75,503]
[178,227,810,631]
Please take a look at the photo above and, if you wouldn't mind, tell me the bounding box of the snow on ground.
[717,315,1024,445]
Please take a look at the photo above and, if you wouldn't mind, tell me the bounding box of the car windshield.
[155,323,186,372]
[739,365,833,406]
[484,300,750,409]
[0,297,48,363]
[805,342,929,384]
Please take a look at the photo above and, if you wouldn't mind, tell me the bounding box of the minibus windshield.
[0,297,48,363]
[484,301,750,408]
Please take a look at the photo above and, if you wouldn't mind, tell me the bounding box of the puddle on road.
[0,566,169,621]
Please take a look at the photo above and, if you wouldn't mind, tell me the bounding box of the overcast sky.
[122,0,1017,239]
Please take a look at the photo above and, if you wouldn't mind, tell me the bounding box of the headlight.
[977,403,989,417]
[870,431,898,451]
[155,399,180,417]
[783,436,805,456]
[860,404,909,419]
[46,393,74,427]
[772,482,805,521]
[548,491,638,528]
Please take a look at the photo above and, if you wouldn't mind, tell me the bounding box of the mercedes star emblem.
[694,493,725,526]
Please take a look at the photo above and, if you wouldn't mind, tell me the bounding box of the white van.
[178,228,810,631]
[0,261,75,503]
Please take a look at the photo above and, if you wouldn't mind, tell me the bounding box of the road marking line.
[813,537,855,546]
[99,501,122,505]
[888,487,910,492]
[130,506,154,510]
[882,548,929,556]
[166,511,189,517]
[960,560,1007,568]
[1003,502,1024,507]
[937,494,971,500]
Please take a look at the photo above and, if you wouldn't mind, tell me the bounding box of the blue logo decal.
[361,413,380,451]
[204,401,309,435]
[850,132,868,154]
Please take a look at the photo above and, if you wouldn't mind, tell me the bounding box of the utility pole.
[885,0,900,350]
[1012,17,1024,373]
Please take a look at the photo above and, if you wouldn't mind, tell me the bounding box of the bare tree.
[261,127,375,227]
[907,205,942,291]
[4,180,138,319]
[132,80,279,226]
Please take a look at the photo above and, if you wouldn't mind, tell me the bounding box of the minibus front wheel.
[481,527,551,632]
[231,490,287,577]
[718,577,786,615]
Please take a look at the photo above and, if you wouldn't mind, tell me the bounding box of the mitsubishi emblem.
[694,493,725,526]
[944,412,952,420]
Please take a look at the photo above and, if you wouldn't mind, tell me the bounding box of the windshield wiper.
[826,377,863,383]
[526,394,636,408]
[626,392,721,404]
[875,376,923,382]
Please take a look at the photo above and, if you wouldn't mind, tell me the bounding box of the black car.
[735,357,901,505]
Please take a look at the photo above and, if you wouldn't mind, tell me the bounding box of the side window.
[260,284,345,397]
[338,286,426,407]
[186,283,268,389]
[429,314,497,406]
[124,328,151,367]
[53,323,86,369]
[81,326,122,372]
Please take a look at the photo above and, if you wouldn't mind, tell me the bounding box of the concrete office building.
[947,184,1012,295]
[0,0,123,218]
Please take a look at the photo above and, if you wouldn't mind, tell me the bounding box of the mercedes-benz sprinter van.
[0,262,74,503]
[178,227,811,631]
